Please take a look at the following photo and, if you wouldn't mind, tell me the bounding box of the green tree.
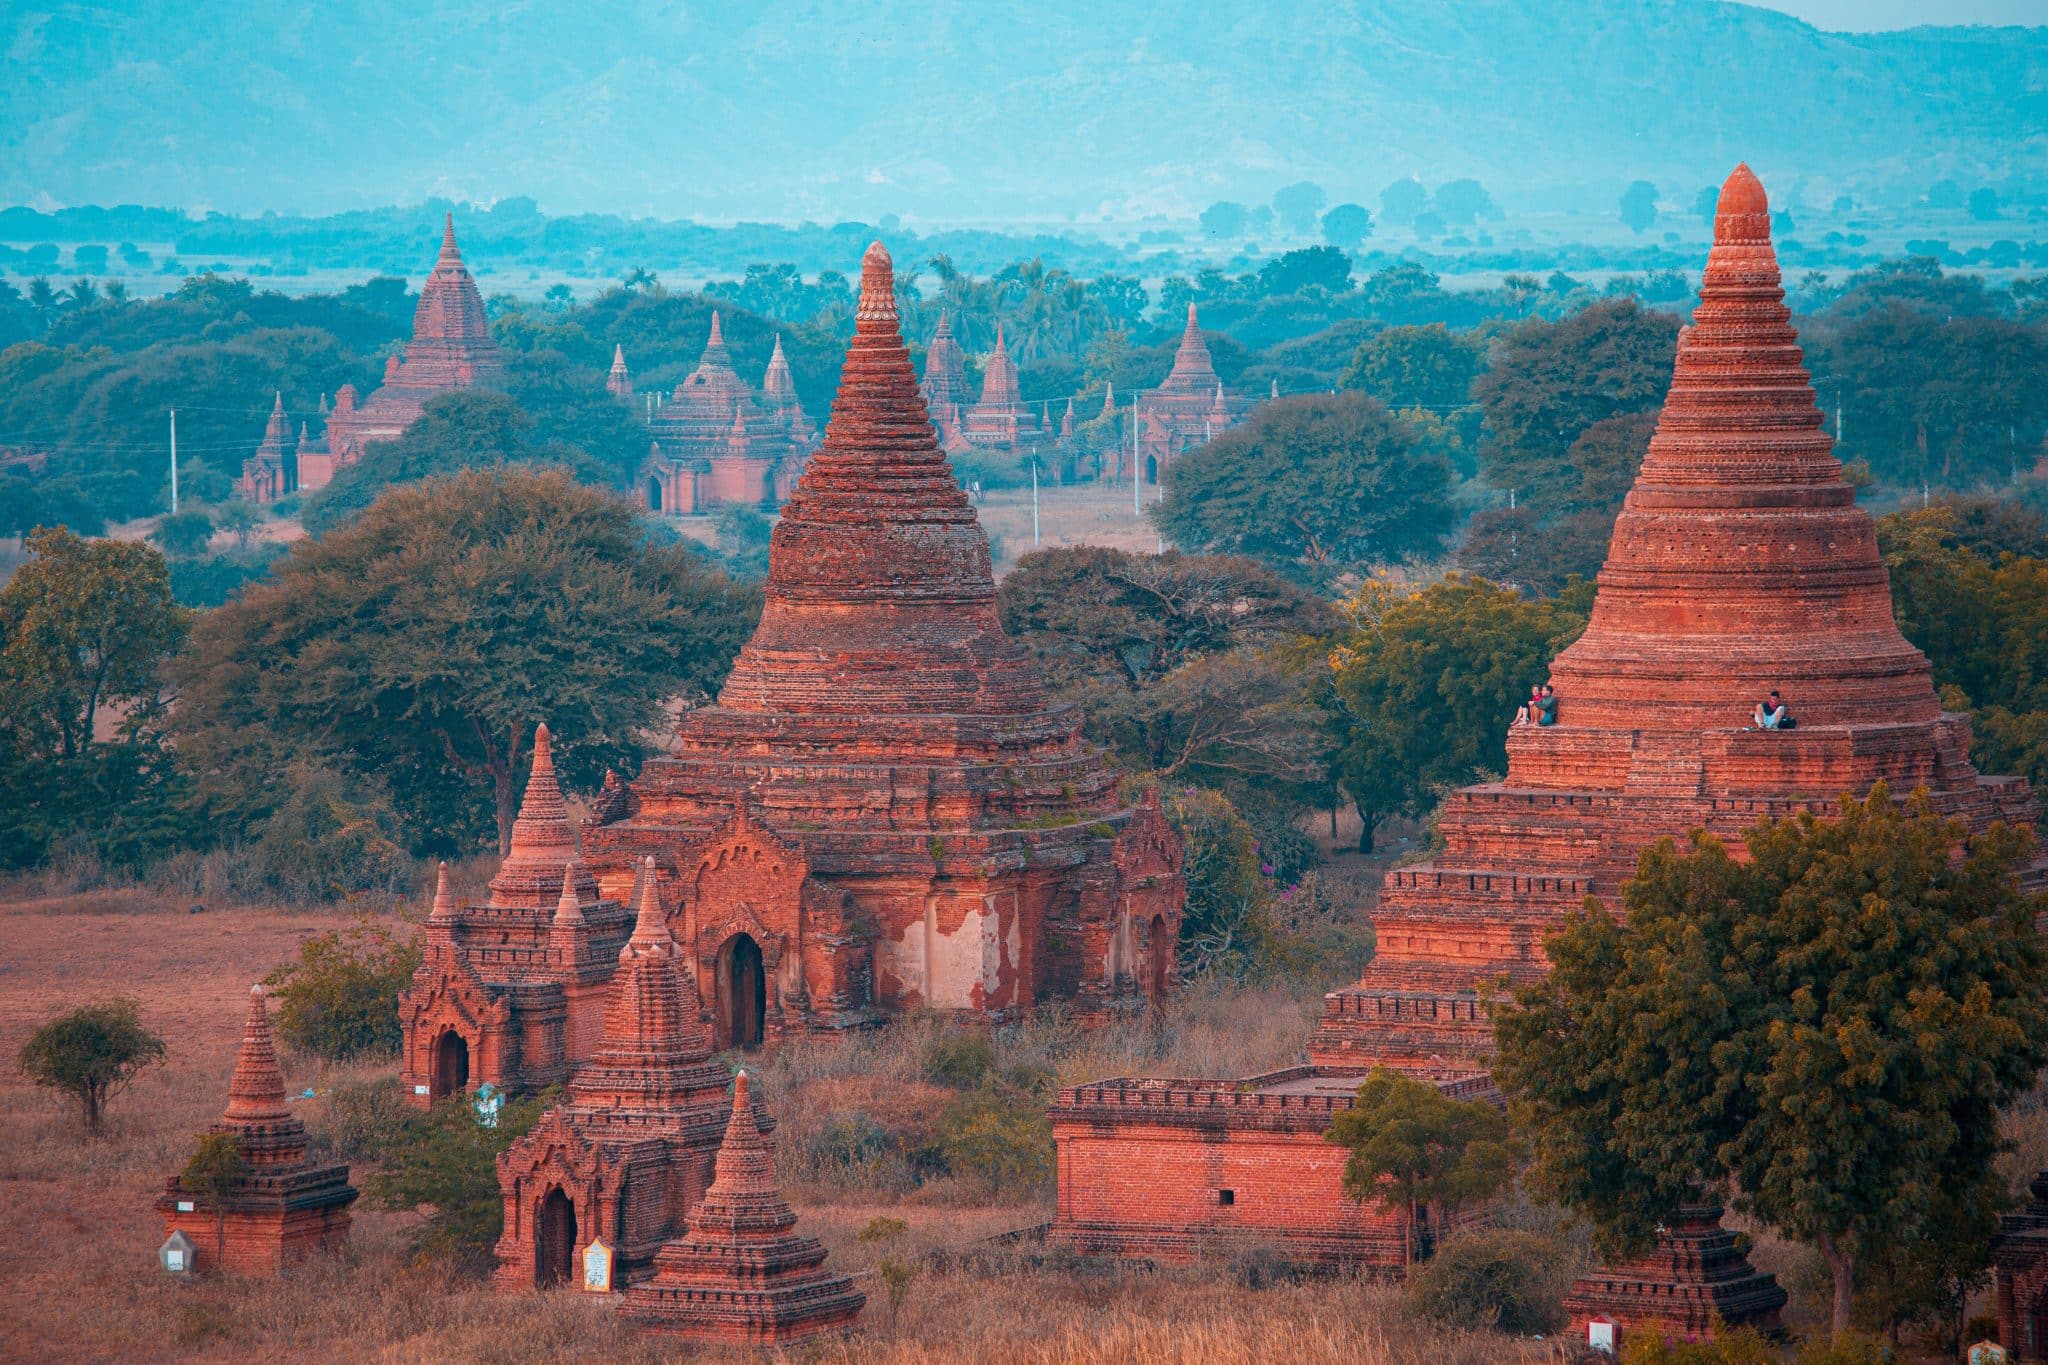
[1198,201,1250,240]
[1379,178,1429,229]
[1321,203,1374,249]
[1339,324,1486,411]
[180,1131,247,1268]
[1494,786,2048,1339]
[1432,179,1497,226]
[1255,246,1352,298]
[214,498,260,551]
[366,1091,550,1272]
[1160,785,1275,976]
[1155,392,1454,584]
[17,998,168,1133]
[1620,180,1660,234]
[172,467,761,854]
[1328,576,1590,851]
[1471,298,1678,516]
[150,508,215,558]
[0,526,188,759]
[264,918,424,1061]
[1272,181,1329,236]
[858,1216,917,1334]
[1324,1068,1521,1270]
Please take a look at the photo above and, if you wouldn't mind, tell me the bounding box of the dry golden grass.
[0,883,1560,1363]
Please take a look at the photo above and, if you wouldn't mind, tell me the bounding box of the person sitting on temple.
[1511,683,1543,728]
[1752,690,1794,730]
[1535,683,1558,727]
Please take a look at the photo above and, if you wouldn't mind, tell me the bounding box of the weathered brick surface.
[961,325,1044,452]
[643,315,813,514]
[299,215,503,491]
[1310,163,2045,1075]
[1048,1069,1493,1272]
[1996,1174,2048,1359]
[156,986,356,1275]
[1563,1198,1786,1348]
[919,312,972,452]
[620,1072,863,1343]
[493,872,749,1291]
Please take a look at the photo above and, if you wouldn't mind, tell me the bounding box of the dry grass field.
[0,877,1579,1364]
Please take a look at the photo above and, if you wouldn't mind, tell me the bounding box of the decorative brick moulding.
[1051,166,2044,1313]
[156,986,357,1275]
[620,1071,864,1343]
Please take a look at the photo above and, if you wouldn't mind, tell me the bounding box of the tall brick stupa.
[1309,162,2042,1077]
[587,242,1183,1047]
[157,987,357,1275]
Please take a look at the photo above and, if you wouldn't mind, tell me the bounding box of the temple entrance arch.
[1145,454,1158,485]
[716,933,767,1051]
[536,1187,577,1288]
[1148,914,1171,999]
[646,476,663,512]
[431,1029,470,1101]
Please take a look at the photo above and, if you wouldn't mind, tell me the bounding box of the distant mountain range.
[3,1,2042,221]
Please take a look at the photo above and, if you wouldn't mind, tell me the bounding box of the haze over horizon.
[5,0,2044,225]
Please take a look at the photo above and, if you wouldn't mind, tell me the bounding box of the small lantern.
[1587,1315,1618,1354]
[159,1229,198,1275]
[581,1237,615,1293]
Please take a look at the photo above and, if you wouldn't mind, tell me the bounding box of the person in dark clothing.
[1753,690,1792,730]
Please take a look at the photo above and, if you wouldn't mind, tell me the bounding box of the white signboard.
[582,1237,615,1293]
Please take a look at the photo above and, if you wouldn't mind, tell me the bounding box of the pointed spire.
[222,985,291,1125]
[607,343,632,400]
[708,310,725,347]
[438,211,461,264]
[553,862,587,927]
[504,722,577,865]
[429,860,456,923]
[628,855,670,955]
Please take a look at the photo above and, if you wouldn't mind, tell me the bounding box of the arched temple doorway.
[1148,914,1171,999]
[646,476,663,512]
[536,1187,577,1288]
[1145,454,1159,485]
[431,1029,470,1101]
[716,933,767,1051]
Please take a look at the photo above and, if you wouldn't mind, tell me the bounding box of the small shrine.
[155,986,357,1275]
[1563,1198,1787,1350]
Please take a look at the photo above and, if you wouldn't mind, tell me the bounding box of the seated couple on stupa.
[1512,684,1557,729]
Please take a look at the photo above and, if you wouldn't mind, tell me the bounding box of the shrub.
[180,1131,246,1266]
[365,1089,551,1273]
[1405,1230,1566,1335]
[1161,786,1276,978]
[933,1076,1055,1197]
[309,1076,420,1163]
[808,1111,896,1169]
[923,1030,996,1088]
[17,997,168,1133]
[249,765,413,904]
[263,917,423,1061]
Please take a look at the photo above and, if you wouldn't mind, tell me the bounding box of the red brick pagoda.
[607,344,633,402]
[1309,162,2042,1078]
[1563,1196,1786,1351]
[620,1070,864,1343]
[1132,304,1241,483]
[157,986,357,1275]
[298,215,504,492]
[918,311,971,452]
[586,241,1184,1045]
[643,314,813,514]
[493,868,751,1291]
[235,392,293,504]
[397,724,633,1107]
[962,325,1044,453]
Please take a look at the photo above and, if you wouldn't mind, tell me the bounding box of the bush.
[1405,1230,1566,1335]
[1621,1329,1893,1364]
[365,1089,551,1272]
[808,1111,896,1170]
[933,1076,1055,1197]
[923,1030,996,1088]
[263,917,423,1061]
[16,997,168,1132]
[309,1076,419,1163]
[1161,786,1276,978]
[249,765,413,904]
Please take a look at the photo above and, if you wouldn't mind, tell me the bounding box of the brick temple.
[296,215,504,493]
[919,311,972,452]
[620,1071,864,1343]
[1311,162,2042,1080]
[1129,304,1242,483]
[235,392,296,504]
[607,344,633,401]
[582,240,1184,1046]
[156,986,357,1275]
[397,726,634,1105]
[641,315,814,513]
[1563,1196,1787,1350]
[492,866,753,1291]
[1049,164,2042,1291]
[961,325,1045,453]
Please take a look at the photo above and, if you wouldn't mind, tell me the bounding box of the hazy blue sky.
[1753,0,2043,28]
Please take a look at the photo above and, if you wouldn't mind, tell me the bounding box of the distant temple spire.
[608,344,633,400]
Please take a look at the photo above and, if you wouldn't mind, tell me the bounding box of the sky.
[1752,0,2045,28]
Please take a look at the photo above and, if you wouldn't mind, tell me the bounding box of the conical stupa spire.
[438,212,461,264]
[223,985,291,1125]
[429,860,456,924]
[688,1070,795,1236]
[1542,161,1938,732]
[763,334,796,403]
[553,861,587,927]
[628,855,669,954]
[1161,303,1220,394]
[504,723,577,864]
[608,344,632,399]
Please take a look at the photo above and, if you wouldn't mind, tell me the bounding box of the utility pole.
[1131,404,1140,519]
[169,409,179,514]
[1031,456,1040,547]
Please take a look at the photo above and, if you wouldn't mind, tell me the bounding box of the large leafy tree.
[1494,786,2048,1338]
[1155,392,1454,584]
[172,467,761,854]
[1339,323,1486,411]
[1328,576,1590,851]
